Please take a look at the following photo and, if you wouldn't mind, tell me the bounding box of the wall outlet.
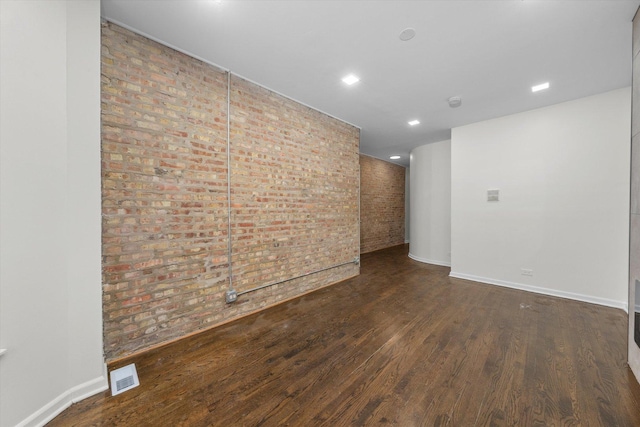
[521,268,533,277]
[225,289,238,303]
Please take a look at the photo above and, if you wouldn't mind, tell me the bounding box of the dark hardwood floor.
[49,244,640,426]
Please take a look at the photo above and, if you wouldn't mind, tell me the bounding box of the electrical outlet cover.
[226,289,238,303]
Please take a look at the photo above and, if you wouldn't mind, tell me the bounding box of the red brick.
[101,23,360,361]
[360,155,405,253]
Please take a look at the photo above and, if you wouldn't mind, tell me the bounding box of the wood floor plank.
[47,245,640,426]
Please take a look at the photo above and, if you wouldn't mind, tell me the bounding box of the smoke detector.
[399,28,416,41]
[448,96,462,108]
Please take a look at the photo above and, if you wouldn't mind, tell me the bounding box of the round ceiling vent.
[399,28,416,41]
[448,96,462,108]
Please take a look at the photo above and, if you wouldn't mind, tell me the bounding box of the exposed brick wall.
[230,78,360,291]
[101,23,360,361]
[359,155,406,254]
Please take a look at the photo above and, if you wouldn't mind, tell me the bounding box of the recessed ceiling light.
[390,155,401,160]
[342,74,360,85]
[408,120,420,126]
[399,28,416,41]
[531,82,550,92]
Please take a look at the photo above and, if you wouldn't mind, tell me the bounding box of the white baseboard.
[449,271,628,311]
[17,363,109,427]
[408,252,451,267]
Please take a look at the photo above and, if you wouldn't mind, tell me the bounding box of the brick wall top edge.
[104,22,360,135]
[231,76,359,136]
[359,153,407,170]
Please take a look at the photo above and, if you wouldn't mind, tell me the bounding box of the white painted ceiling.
[101,0,640,167]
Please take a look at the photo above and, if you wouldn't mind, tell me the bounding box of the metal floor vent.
[110,363,140,396]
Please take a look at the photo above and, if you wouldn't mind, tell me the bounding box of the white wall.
[405,167,410,243]
[451,88,631,309]
[0,1,106,426]
[409,140,452,267]
[628,13,640,384]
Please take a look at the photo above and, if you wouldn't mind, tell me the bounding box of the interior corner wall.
[0,1,106,427]
[451,87,631,309]
[408,140,452,266]
[359,155,406,254]
[628,9,640,385]
[101,23,360,361]
[405,167,411,243]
